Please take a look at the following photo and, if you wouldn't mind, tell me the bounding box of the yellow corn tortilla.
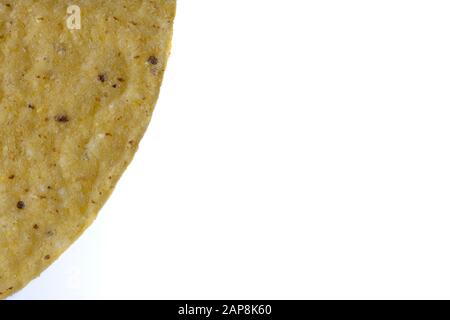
[0,0,176,298]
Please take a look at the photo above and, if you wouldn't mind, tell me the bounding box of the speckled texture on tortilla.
[0,0,175,298]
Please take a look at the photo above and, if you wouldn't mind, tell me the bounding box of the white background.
[11,0,450,299]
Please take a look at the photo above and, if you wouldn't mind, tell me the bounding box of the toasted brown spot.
[98,73,107,82]
[44,255,50,260]
[148,55,158,65]
[55,114,69,123]
[17,201,25,209]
